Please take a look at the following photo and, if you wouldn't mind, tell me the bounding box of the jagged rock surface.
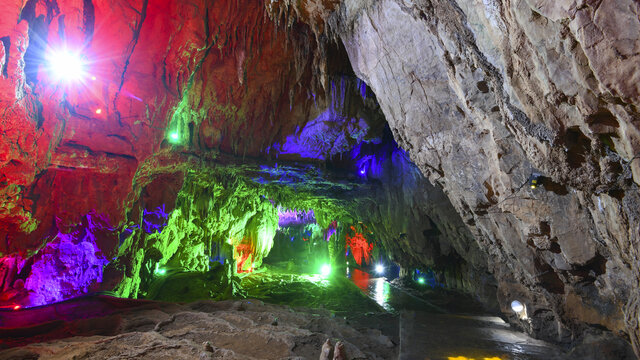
[0,298,396,359]
[329,0,640,354]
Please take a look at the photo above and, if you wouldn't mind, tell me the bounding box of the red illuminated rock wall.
[0,0,324,256]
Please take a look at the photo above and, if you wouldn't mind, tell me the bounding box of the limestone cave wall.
[327,0,640,354]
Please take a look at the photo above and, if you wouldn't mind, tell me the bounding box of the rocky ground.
[0,297,396,360]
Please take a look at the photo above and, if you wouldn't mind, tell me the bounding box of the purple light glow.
[356,78,367,99]
[349,135,411,179]
[21,213,111,307]
[275,112,369,160]
[272,77,370,161]
[142,204,170,233]
[325,221,338,241]
[277,208,316,227]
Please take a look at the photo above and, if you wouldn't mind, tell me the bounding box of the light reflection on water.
[372,277,393,312]
[348,268,394,312]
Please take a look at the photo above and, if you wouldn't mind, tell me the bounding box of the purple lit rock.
[277,208,316,227]
[276,108,369,160]
[23,234,109,307]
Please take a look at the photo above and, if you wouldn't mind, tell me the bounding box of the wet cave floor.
[0,265,573,360]
[241,264,572,360]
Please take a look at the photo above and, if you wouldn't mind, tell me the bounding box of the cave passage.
[1,0,640,359]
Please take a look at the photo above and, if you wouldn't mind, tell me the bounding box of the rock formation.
[0,0,638,357]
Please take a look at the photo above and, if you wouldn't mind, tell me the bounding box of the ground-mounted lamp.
[169,132,180,144]
[510,300,527,319]
[320,264,332,278]
[154,263,167,276]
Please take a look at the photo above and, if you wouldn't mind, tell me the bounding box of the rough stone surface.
[329,0,640,354]
[0,297,396,359]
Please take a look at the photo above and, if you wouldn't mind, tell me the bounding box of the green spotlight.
[169,132,179,143]
[155,264,166,276]
[320,264,332,277]
[417,277,425,284]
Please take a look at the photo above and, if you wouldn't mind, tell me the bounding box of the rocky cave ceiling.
[0,0,639,358]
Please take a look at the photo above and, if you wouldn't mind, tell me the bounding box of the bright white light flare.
[47,50,86,82]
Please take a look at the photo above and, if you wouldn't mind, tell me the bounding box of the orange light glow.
[13,305,21,310]
[345,226,373,266]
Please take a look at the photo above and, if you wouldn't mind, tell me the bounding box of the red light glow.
[235,242,254,273]
[345,226,374,266]
[351,269,370,291]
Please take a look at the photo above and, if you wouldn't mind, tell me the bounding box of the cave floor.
[241,265,573,360]
[0,267,573,360]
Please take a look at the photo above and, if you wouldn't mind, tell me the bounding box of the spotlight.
[169,132,180,143]
[47,49,86,82]
[13,305,21,311]
[510,300,524,313]
[95,109,102,114]
[320,264,331,277]
[154,263,166,276]
[417,277,426,284]
[91,76,97,81]
[375,264,384,274]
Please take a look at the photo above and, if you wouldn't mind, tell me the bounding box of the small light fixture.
[13,305,21,311]
[529,173,542,189]
[417,277,426,284]
[375,264,384,274]
[320,264,331,277]
[511,300,524,313]
[154,263,166,276]
[95,108,102,114]
[169,132,180,143]
[91,76,97,81]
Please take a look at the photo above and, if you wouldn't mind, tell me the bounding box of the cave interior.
[0,0,639,359]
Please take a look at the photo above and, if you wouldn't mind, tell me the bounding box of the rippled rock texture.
[0,297,396,359]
